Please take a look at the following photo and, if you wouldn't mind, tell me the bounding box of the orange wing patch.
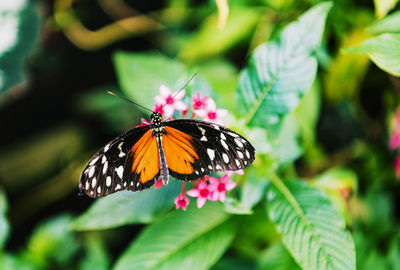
[163,126,199,175]
[130,129,160,184]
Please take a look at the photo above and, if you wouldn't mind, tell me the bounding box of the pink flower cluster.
[149,84,240,210]
[390,107,400,178]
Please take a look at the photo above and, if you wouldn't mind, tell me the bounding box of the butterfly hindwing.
[79,125,151,198]
[163,119,255,180]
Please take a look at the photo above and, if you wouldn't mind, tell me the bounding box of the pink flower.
[136,118,151,127]
[154,85,188,119]
[390,132,400,150]
[395,155,400,179]
[174,193,190,211]
[208,172,237,202]
[192,92,208,110]
[186,180,214,208]
[194,97,227,125]
[154,179,163,188]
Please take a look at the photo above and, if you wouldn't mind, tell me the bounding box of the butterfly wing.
[163,119,255,181]
[79,125,159,198]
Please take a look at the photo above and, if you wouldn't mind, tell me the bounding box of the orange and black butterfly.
[79,93,255,198]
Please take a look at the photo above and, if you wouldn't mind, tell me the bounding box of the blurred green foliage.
[1,0,400,269]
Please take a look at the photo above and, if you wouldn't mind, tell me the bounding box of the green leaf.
[72,181,180,230]
[113,51,186,107]
[113,203,232,270]
[0,1,40,93]
[266,179,355,270]
[237,2,332,128]
[26,215,79,267]
[373,0,399,19]
[0,189,9,249]
[80,235,110,270]
[346,33,400,76]
[258,242,301,270]
[179,8,260,62]
[369,10,400,34]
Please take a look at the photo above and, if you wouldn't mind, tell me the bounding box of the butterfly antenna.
[164,73,198,106]
[107,91,153,113]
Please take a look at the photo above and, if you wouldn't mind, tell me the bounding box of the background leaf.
[113,51,186,107]
[72,182,180,230]
[113,203,231,270]
[368,10,400,34]
[346,33,400,76]
[266,179,356,270]
[0,189,9,249]
[237,2,332,129]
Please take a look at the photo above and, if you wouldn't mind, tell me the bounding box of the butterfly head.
[150,112,163,128]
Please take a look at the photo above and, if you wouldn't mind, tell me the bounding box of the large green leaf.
[237,2,332,128]
[0,1,40,93]
[346,33,400,76]
[72,181,180,230]
[266,179,355,270]
[368,10,400,34]
[258,242,301,270]
[113,51,186,108]
[113,203,232,270]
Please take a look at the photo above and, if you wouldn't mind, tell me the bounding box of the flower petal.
[197,197,207,208]
[163,105,174,118]
[194,109,207,118]
[206,98,217,110]
[216,109,228,118]
[173,89,186,101]
[186,189,199,197]
[160,85,171,97]
[174,101,188,111]
[219,192,226,202]
[225,181,237,191]
[154,95,165,105]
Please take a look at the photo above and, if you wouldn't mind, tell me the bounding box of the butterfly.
[79,98,255,198]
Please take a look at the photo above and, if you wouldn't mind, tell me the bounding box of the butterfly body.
[80,112,255,198]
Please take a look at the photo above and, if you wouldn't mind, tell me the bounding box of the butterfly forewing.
[164,119,255,180]
[79,126,151,198]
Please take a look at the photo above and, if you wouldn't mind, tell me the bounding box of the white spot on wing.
[237,151,244,159]
[119,151,126,157]
[97,186,101,193]
[222,153,229,163]
[212,124,220,130]
[85,181,89,190]
[101,156,106,164]
[201,167,205,172]
[89,156,99,165]
[116,184,121,190]
[221,133,226,140]
[216,164,222,170]
[200,136,207,141]
[123,181,127,187]
[207,149,215,160]
[235,138,244,148]
[88,166,95,178]
[104,143,111,152]
[221,139,229,150]
[103,161,108,174]
[208,165,213,170]
[116,166,123,179]
[235,159,240,167]
[228,132,239,137]
[106,176,111,187]
[246,150,250,159]
[91,177,97,188]
[199,126,206,135]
